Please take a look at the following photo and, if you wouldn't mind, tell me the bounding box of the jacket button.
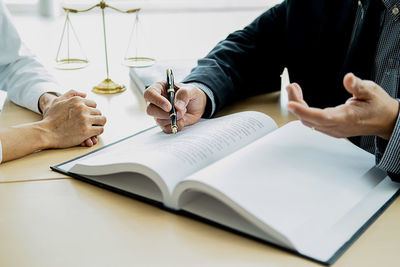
[392,6,399,15]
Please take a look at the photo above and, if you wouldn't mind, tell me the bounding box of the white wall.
[6,0,283,15]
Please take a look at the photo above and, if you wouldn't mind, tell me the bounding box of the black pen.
[166,68,178,134]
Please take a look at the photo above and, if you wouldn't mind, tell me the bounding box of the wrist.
[38,93,57,115]
[196,87,207,117]
[379,99,400,140]
[34,120,53,149]
[191,82,216,118]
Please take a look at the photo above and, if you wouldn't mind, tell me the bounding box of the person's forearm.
[182,3,287,113]
[0,121,49,162]
[5,56,62,114]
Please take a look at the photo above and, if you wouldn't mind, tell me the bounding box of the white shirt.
[0,0,62,163]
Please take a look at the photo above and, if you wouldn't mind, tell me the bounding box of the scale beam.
[56,1,152,94]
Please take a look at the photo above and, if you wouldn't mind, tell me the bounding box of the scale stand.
[56,1,155,94]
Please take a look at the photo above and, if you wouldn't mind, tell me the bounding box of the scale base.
[92,78,126,94]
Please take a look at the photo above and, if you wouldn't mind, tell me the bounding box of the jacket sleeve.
[182,2,288,114]
[376,99,400,181]
[0,1,62,114]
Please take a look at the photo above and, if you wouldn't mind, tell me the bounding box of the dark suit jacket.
[183,0,384,113]
[183,0,400,180]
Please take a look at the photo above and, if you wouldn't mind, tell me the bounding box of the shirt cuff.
[189,82,216,118]
[25,82,62,114]
[376,100,400,174]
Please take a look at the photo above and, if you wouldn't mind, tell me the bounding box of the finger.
[343,73,372,100]
[294,115,338,136]
[148,104,184,120]
[91,116,107,126]
[89,107,102,116]
[299,119,338,136]
[144,83,171,112]
[177,118,185,131]
[63,89,87,99]
[155,113,184,127]
[84,138,94,147]
[88,126,105,137]
[298,116,336,132]
[160,124,172,134]
[147,103,171,119]
[287,101,336,127]
[174,87,195,111]
[84,99,97,108]
[91,136,98,145]
[286,83,309,107]
[176,111,184,120]
[286,83,302,101]
[155,118,171,127]
[159,118,185,133]
[301,120,345,138]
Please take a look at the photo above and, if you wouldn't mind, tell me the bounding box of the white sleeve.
[0,1,63,114]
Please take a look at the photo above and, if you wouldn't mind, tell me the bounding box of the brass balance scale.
[55,0,155,94]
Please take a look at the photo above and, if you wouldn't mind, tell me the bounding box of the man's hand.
[144,82,207,133]
[286,73,399,140]
[39,90,107,148]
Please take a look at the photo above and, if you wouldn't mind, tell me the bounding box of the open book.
[52,111,400,265]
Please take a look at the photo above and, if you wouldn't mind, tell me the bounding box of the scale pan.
[56,59,89,70]
[123,57,155,68]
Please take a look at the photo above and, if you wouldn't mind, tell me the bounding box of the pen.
[166,68,178,134]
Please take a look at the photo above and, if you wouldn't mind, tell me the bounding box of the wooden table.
[1,9,400,267]
[2,90,400,267]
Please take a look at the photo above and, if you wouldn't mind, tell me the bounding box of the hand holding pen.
[144,76,208,134]
[166,68,178,134]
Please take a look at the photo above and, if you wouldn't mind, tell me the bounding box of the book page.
[174,121,399,260]
[61,111,277,206]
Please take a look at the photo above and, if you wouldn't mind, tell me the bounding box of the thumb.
[343,73,370,99]
[174,88,194,112]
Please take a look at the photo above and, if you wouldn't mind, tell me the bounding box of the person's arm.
[0,1,62,113]
[182,2,287,114]
[286,73,400,177]
[0,121,57,162]
[0,90,106,163]
[144,2,288,133]
[0,1,102,153]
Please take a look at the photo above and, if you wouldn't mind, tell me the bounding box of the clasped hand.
[40,90,107,148]
[287,73,399,140]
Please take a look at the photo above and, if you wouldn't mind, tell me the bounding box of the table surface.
[1,9,400,267]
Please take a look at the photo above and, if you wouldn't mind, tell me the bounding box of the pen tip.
[171,126,177,134]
